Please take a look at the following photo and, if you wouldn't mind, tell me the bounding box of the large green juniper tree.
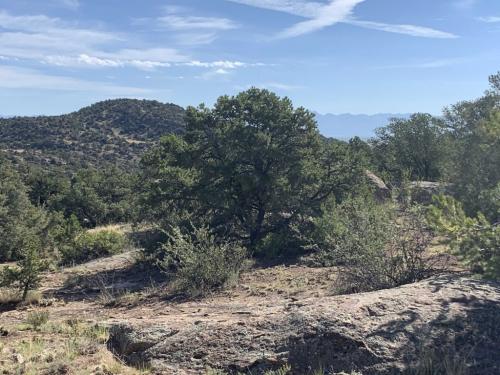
[141,89,364,255]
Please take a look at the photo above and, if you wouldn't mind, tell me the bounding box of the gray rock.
[108,275,500,374]
[408,181,450,204]
[365,170,391,202]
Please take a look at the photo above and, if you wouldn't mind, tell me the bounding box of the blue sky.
[0,0,499,116]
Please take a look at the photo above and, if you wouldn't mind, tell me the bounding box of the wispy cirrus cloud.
[277,0,365,38]
[183,60,265,69]
[157,15,238,31]
[349,20,458,39]
[227,0,458,39]
[0,10,187,70]
[374,57,470,70]
[0,65,150,94]
[0,9,267,79]
[56,0,80,10]
[152,6,239,46]
[477,16,500,23]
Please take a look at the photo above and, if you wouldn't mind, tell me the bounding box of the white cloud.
[152,6,239,46]
[174,33,218,46]
[158,15,238,31]
[189,61,268,79]
[0,65,149,94]
[227,0,324,18]
[278,0,365,38]
[256,82,302,90]
[43,49,186,70]
[348,20,458,39]
[0,10,266,76]
[0,11,187,70]
[375,57,469,70]
[227,0,458,39]
[262,82,302,90]
[56,0,80,10]
[184,60,248,69]
[477,16,500,23]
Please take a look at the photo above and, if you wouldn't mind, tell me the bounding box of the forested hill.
[0,99,185,170]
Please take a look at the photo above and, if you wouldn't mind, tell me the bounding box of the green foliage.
[315,196,433,293]
[47,213,83,262]
[46,167,138,227]
[314,196,394,267]
[445,110,500,222]
[141,89,364,255]
[428,195,500,279]
[0,236,48,300]
[159,225,246,296]
[0,156,49,262]
[61,230,126,265]
[371,113,447,182]
[0,99,185,170]
[25,310,50,330]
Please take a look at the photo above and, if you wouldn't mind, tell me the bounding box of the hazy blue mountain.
[314,113,411,140]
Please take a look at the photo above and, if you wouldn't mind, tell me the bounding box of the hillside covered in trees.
[0,99,185,170]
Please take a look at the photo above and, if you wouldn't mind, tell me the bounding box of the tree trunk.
[22,282,29,301]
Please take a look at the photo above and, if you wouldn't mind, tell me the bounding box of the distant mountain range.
[314,113,411,140]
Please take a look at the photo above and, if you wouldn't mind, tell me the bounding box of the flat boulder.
[108,275,500,374]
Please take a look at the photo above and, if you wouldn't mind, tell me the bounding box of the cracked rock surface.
[108,274,500,374]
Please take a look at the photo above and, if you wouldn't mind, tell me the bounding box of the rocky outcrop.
[365,170,391,202]
[408,181,450,204]
[108,274,500,374]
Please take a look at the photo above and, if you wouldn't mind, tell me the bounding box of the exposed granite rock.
[108,275,500,374]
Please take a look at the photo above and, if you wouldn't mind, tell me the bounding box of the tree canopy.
[141,88,365,254]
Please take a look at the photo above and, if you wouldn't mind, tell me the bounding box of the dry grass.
[0,288,21,305]
[0,317,149,375]
[408,347,469,375]
[0,289,43,306]
[87,223,132,235]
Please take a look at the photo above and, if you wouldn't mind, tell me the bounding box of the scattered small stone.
[12,353,24,364]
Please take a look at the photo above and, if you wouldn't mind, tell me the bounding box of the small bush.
[26,310,49,330]
[22,290,43,305]
[315,196,434,293]
[159,225,246,297]
[0,288,21,305]
[0,236,47,300]
[428,195,500,279]
[314,196,393,267]
[61,230,126,265]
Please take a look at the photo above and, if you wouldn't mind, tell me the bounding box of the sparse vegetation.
[25,310,49,330]
[159,225,247,296]
[315,196,434,293]
[0,235,47,300]
[61,229,127,265]
[429,195,500,279]
[0,316,145,375]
